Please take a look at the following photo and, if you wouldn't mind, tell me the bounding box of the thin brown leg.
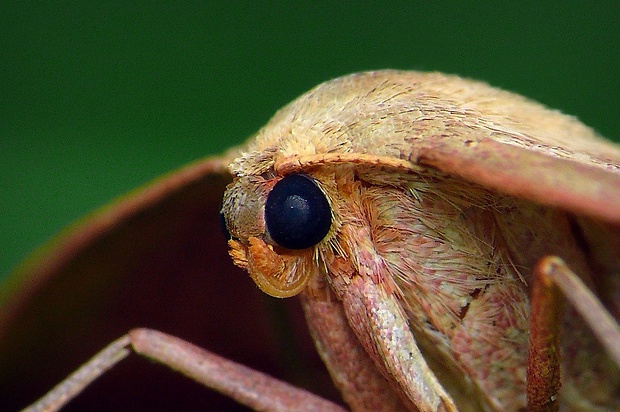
[22,335,132,412]
[129,328,347,412]
[539,257,620,365]
[527,257,562,412]
[528,256,620,412]
[22,329,347,412]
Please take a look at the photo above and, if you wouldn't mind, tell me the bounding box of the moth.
[1,70,619,411]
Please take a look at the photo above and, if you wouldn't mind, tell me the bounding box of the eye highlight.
[265,174,331,250]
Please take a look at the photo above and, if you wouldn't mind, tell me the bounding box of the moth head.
[220,159,334,298]
[220,148,423,298]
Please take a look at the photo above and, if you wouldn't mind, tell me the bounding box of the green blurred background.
[1,2,619,280]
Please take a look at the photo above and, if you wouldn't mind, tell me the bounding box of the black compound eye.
[265,174,331,250]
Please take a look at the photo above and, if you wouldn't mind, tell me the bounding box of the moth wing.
[0,154,332,410]
[413,134,620,225]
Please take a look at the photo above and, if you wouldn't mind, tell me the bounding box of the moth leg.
[535,256,620,365]
[528,256,620,411]
[23,328,347,412]
[527,258,562,412]
[300,286,408,412]
[341,276,458,412]
[22,334,132,412]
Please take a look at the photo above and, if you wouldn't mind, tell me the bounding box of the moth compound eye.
[265,174,331,250]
